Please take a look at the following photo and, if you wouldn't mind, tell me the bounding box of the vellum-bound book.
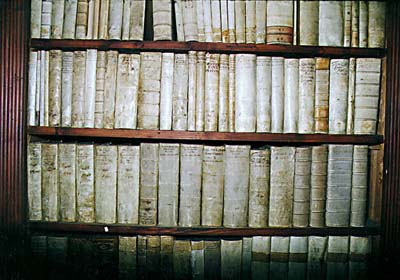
[31,0,42,38]
[84,49,97,128]
[40,1,52,39]
[103,51,118,128]
[153,0,173,40]
[191,240,205,280]
[344,1,352,47]
[61,52,73,127]
[179,144,203,226]
[173,53,189,130]
[256,56,272,132]
[319,1,344,46]
[39,51,49,126]
[359,1,368,48]
[354,58,381,135]
[121,0,131,40]
[129,0,146,40]
[235,0,245,43]
[88,0,99,39]
[48,50,62,127]
[195,52,206,131]
[117,145,140,224]
[242,237,252,277]
[314,58,330,133]
[28,142,42,221]
[228,54,236,132]
[223,145,251,227]
[307,236,328,280]
[108,0,123,39]
[326,145,353,227]
[187,51,197,131]
[351,146,369,227]
[41,143,58,222]
[138,52,162,129]
[349,236,371,279]
[266,1,294,45]
[327,236,349,280]
[288,236,308,280]
[160,236,174,279]
[221,240,242,280]
[182,0,198,41]
[202,146,224,226]
[136,235,146,278]
[114,54,140,129]
[255,0,267,44]
[139,143,159,225]
[98,0,110,40]
[368,2,386,48]
[299,1,319,46]
[160,53,175,130]
[58,143,76,222]
[227,0,235,43]
[329,59,349,134]
[245,0,256,43]
[351,1,360,47]
[204,240,221,279]
[347,58,356,134]
[72,51,86,128]
[63,0,78,39]
[235,54,256,132]
[51,0,64,39]
[220,0,228,43]
[119,236,137,279]
[205,53,220,132]
[248,148,271,228]
[147,236,161,277]
[211,0,222,42]
[251,236,271,280]
[76,0,89,39]
[175,0,185,41]
[158,143,180,226]
[76,144,95,223]
[271,57,284,133]
[269,147,295,227]
[173,240,192,280]
[298,58,316,133]
[27,51,37,126]
[196,0,205,42]
[95,145,117,223]
[284,58,299,133]
[219,54,229,132]
[270,237,290,279]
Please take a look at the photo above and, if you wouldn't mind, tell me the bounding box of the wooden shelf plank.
[29,222,380,237]
[28,126,384,145]
[30,39,386,58]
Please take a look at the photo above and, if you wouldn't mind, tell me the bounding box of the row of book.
[27,50,382,135]
[28,142,370,228]
[30,0,386,48]
[31,234,377,280]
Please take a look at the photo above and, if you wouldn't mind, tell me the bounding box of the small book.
[191,240,205,280]
[119,236,137,279]
[299,1,319,46]
[266,1,294,44]
[288,236,308,280]
[251,236,271,279]
[153,0,173,40]
[368,2,386,48]
[327,236,349,279]
[173,240,192,280]
[221,239,242,280]
[108,0,123,39]
[319,1,344,46]
[270,237,290,279]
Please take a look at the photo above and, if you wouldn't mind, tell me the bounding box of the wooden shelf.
[29,222,380,237]
[30,39,386,58]
[27,126,384,145]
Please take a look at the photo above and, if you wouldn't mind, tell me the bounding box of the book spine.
[196,0,205,42]
[94,51,106,128]
[298,58,316,133]
[327,236,349,279]
[299,1,319,46]
[204,240,221,279]
[160,53,175,130]
[48,50,62,127]
[153,0,173,41]
[76,0,89,39]
[72,51,86,128]
[211,0,222,42]
[182,0,198,41]
[174,0,185,41]
[87,0,96,39]
[234,0,245,43]
[35,53,41,124]
[160,236,174,279]
[51,0,65,39]
[218,54,229,132]
[227,0,236,43]
[40,51,49,126]
[146,236,161,277]
[173,53,189,130]
[351,1,360,47]
[349,236,371,279]
[119,236,137,278]
[103,51,118,128]
[60,52,73,127]
[270,237,290,278]
[307,236,328,279]
[41,143,58,222]
[368,2,386,48]
[108,0,123,39]
[344,1,352,47]
[84,49,97,128]
[242,237,252,276]
[220,0,229,43]
[204,53,220,132]
[173,240,192,279]
[195,51,206,131]
[28,142,42,221]
[187,51,197,131]
[251,236,270,278]
[40,1,52,39]
[271,57,284,133]
[266,1,294,45]
[191,240,205,280]
[347,57,356,134]
[58,143,76,222]
[31,0,42,39]
[63,0,78,39]
[256,56,272,132]
[221,240,243,279]
[255,0,267,44]
[129,0,146,40]
[314,57,330,134]
[245,0,256,43]
[283,58,299,133]
[121,0,131,40]
[288,236,308,279]
[28,51,38,126]
[318,1,344,46]
[98,0,110,39]
[359,1,368,48]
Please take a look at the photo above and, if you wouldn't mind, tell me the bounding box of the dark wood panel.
[30,39,386,58]
[27,126,384,145]
[29,222,380,237]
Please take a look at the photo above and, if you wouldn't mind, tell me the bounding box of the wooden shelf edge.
[28,222,381,237]
[30,39,386,58]
[27,126,384,145]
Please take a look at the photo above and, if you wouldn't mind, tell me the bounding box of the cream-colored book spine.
[318,1,344,46]
[40,1,52,39]
[137,235,147,278]
[347,57,356,134]
[182,0,198,41]
[147,236,161,277]
[326,144,353,227]
[94,51,106,128]
[211,0,222,42]
[255,0,267,44]
[72,51,86,128]
[187,51,197,131]
[299,1,319,46]
[288,236,308,279]
[195,51,206,131]
[227,0,236,43]
[114,54,140,129]
[121,0,131,40]
[249,148,270,228]
[293,147,312,227]
[228,54,236,132]
[245,0,256,44]
[307,236,328,279]
[58,143,76,222]
[368,1,386,48]
[221,240,242,280]
[349,236,371,279]
[172,53,189,130]
[84,49,97,128]
[117,145,140,224]
[223,145,251,227]
[235,54,256,132]
[329,59,349,134]
[175,0,185,41]
[204,240,221,279]
[221,0,229,43]
[160,53,175,130]
[139,143,159,225]
[293,0,297,45]
[270,237,290,279]
[351,1,360,47]
[31,0,42,39]
[86,0,96,39]
[235,0,246,43]
[242,237,252,277]
[251,236,270,279]
[28,142,42,221]
[179,144,203,226]
[160,236,174,278]
[103,51,118,128]
[51,0,64,39]
[284,58,299,133]
[129,0,146,40]
[95,145,117,223]
[119,236,137,278]
[76,0,89,39]
[354,58,381,135]
[271,57,284,133]
[298,58,316,133]
[48,50,62,127]
[359,1,368,48]
[153,0,173,40]
[344,1,352,47]
[351,146,368,227]
[41,143,58,222]
[191,240,205,280]
[327,236,349,280]
[266,0,294,45]
[63,0,78,39]
[256,56,272,132]
[35,53,41,125]
[314,58,330,134]
[269,146,295,227]
[310,145,328,228]
[108,0,123,39]
[39,51,49,126]
[76,144,95,223]
[219,54,229,132]
[61,52,73,127]
[196,0,205,42]
[158,143,180,226]
[201,146,225,226]
[204,53,220,132]
[99,0,110,39]
[173,240,192,279]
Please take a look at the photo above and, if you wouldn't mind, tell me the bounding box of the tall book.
[160,236,174,279]
[195,51,206,131]
[359,1,368,48]
[269,147,295,227]
[76,0,89,39]
[48,50,62,127]
[242,237,252,277]
[28,142,42,221]
[119,236,137,279]
[266,1,294,44]
[137,235,147,278]
[349,236,371,279]
[255,0,267,44]
[221,240,242,280]
[71,51,86,128]
[182,0,198,41]
[344,1,352,47]
[315,57,330,134]
[41,143,58,221]
[299,1,319,45]
[173,240,192,280]
[40,1,52,39]
[160,53,175,130]
[84,49,97,128]
[251,236,270,280]
[319,1,344,46]
[368,2,386,48]
[146,236,161,278]
[63,0,78,39]
[219,54,229,132]
[270,237,290,279]
[94,51,105,128]
[298,58,316,133]
[187,51,197,131]
[153,0,173,40]
[191,240,205,280]
[227,0,235,43]
[234,0,245,43]
[129,0,146,40]
[174,0,185,41]
[223,145,251,227]
[245,0,256,44]
[121,0,132,40]
[327,236,349,280]
[98,0,110,40]
[283,58,299,133]
[307,236,328,280]
[347,58,356,134]
[228,54,236,132]
[288,236,308,279]
[196,0,205,42]
[351,146,369,227]
[108,0,123,39]
[351,1,360,47]
[51,0,64,39]
[271,57,285,133]
[173,53,189,130]
[211,0,222,42]
[103,51,118,128]
[204,53,220,131]
[220,0,228,43]
[256,56,272,132]
[204,240,221,279]
[31,0,42,38]
[27,51,38,126]
[58,143,76,222]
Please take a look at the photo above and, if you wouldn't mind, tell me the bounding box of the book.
[175,0,185,41]
[94,51,106,128]
[266,1,294,44]
[255,0,267,44]
[147,236,161,277]
[220,0,229,43]
[84,49,97,128]
[173,240,192,280]
[283,58,299,133]
[40,0,52,39]
[227,0,236,43]
[251,236,270,279]
[299,1,319,46]
[344,1,352,47]
[137,235,147,278]
[221,240,242,280]
[28,142,42,221]
[76,0,89,39]
[271,57,284,133]
[270,237,290,279]
[256,56,272,132]
[160,53,175,130]
[204,240,221,279]
[368,1,386,48]
[314,57,330,133]
[327,236,349,279]
[121,0,131,40]
[196,0,205,42]
[153,0,173,40]
[307,236,328,280]
[108,0,123,39]
[347,58,356,134]
[349,236,371,279]
[242,237,252,277]
[28,51,37,126]
[245,0,256,44]
[211,0,222,42]
[51,0,64,39]
[35,53,41,125]
[173,53,189,130]
[219,54,229,132]
[359,1,368,48]
[351,1,360,47]
[319,1,344,46]
[160,236,174,279]
[204,53,220,131]
[228,54,236,132]
[182,0,198,41]
[129,0,146,40]
[298,58,316,133]
[86,0,96,39]
[41,143,58,222]
[187,51,197,131]
[63,0,78,39]
[99,0,110,40]
[72,51,86,128]
[58,143,76,222]
[191,240,205,280]
[119,236,137,279]
[48,50,62,127]
[235,0,246,43]
[103,51,118,128]
[288,236,308,279]
[47,236,68,276]
[195,51,206,131]
[39,50,49,126]
[31,0,42,38]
